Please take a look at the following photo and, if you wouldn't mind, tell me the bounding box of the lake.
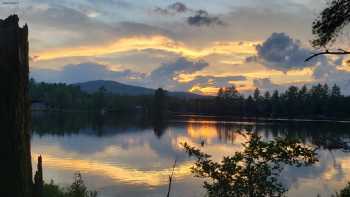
[31,112,350,197]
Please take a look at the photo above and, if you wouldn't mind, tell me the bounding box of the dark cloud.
[31,59,246,94]
[194,76,246,85]
[187,10,224,27]
[143,58,246,91]
[154,2,189,15]
[176,75,246,94]
[143,58,246,93]
[150,57,208,77]
[175,75,246,90]
[146,57,208,88]
[311,57,350,94]
[30,62,145,84]
[247,33,318,71]
[31,58,208,89]
[253,78,282,92]
[169,2,188,13]
[246,33,350,94]
[153,3,223,27]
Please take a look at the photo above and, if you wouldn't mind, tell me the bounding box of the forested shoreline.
[30,79,350,120]
[29,79,154,112]
[173,84,350,119]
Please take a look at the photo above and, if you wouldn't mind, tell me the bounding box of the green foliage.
[66,173,97,197]
[183,132,318,197]
[43,173,97,197]
[312,0,350,48]
[43,180,65,197]
[335,183,350,197]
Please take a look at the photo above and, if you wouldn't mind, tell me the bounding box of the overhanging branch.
[305,49,350,62]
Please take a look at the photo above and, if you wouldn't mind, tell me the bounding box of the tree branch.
[166,159,177,197]
[305,49,350,62]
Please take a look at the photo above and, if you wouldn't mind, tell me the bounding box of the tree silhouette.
[154,88,167,119]
[307,0,350,61]
[34,156,44,197]
[0,15,33,197]
[67,173,97,197]
[183,132,318,197]
[336,182,350,197]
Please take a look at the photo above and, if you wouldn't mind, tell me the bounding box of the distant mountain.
[74,80,204,99]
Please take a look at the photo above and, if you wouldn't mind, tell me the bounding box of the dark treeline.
[30,79,350,119]
[174,84,350,119]
[30,79,154,113]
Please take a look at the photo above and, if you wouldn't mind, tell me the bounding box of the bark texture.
[0,15,33,197]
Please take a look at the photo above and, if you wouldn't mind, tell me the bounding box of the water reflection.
[31,112,350,197]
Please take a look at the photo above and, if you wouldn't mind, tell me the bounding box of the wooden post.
[0,15,33,197]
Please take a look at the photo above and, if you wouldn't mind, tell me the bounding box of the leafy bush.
[335,183,350,197]
[43,173,97,197]
[183,132,318,197]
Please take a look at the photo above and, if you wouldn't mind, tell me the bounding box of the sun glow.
[189,85,219,95]
[187,123,218,140]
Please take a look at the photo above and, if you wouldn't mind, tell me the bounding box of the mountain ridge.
[74,80,204,98]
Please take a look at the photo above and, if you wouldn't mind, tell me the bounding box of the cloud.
[143,58,247,93]
[19,4,174,53]
[154,2,189,15]
[191,76,246,86]
[253,78,282,92]
[168,2,188,13]
[187,10,224,26]
[247,33,318,71]
[145,57,208,88]
[30,59,247,95]
[31,58,209,89]
[311,58,350,94]
[153,3,223,27]
[33,35,256,61]
[246,33,350,95]
[30,62,145,84]
[180,75,247,95]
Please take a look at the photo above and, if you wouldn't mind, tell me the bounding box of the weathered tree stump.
[34,155,43,197]
[0,15,33,197]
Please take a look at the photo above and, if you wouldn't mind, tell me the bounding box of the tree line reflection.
[32,112,350,153]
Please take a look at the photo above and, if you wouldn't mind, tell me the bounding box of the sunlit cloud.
[33,35,258,61]
[189,85,219,95]
[220,59,246,65]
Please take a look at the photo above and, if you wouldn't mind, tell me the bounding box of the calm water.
[31,112,350,197]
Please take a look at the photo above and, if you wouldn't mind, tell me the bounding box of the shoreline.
[31,109,350,124]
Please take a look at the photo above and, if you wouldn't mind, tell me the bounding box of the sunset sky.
[2,0,350,95]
